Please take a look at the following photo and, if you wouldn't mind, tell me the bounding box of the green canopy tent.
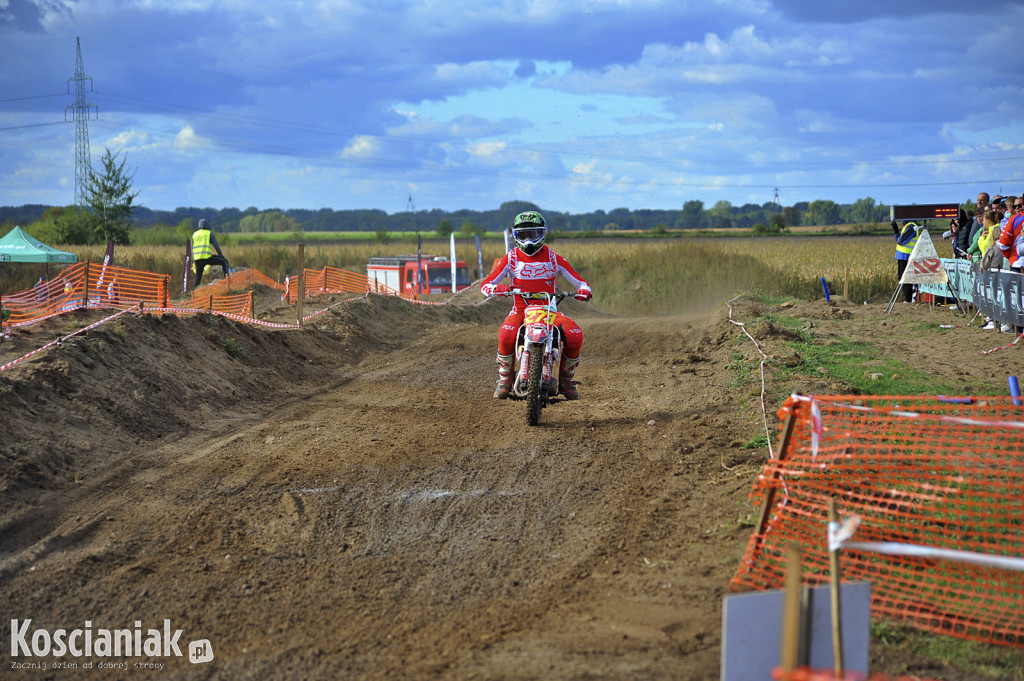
[0,226,77,280]
[0,226,78,265]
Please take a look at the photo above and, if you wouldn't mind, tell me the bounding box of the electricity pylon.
[66,37,98,208]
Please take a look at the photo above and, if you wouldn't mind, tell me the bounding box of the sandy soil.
[0,290,1017,680]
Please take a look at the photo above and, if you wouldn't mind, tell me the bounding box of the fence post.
[827,497,845,678]
[161,276,169,308]
[754,402,799,537]
[248,290,254,319]
[297,244,305,326]
[83,260,91,308]
[208,294,213,311]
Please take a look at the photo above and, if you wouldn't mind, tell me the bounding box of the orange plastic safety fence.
[2,262,171,327]
[176,291,253,317]
[772,667,940,681]
[225,267,283,291]
[731,394,1024,648]
[283,266,403,304]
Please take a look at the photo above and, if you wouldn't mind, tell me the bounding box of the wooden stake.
[828,497,845,678]
[754,408,797,537]
[780,545,803,675]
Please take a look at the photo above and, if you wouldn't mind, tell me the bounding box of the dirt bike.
[497,289,573,426]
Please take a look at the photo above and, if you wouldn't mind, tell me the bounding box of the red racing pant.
[497,310,582,359]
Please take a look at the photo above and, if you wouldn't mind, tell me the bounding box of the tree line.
[2,197,897,243]
[0,146,901,245]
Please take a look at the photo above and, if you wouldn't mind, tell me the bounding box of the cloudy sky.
[1,0,1022,215]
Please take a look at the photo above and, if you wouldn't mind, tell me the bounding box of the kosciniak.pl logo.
[10,619,214,669]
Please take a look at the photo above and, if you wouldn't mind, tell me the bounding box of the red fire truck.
[366,255,471,295]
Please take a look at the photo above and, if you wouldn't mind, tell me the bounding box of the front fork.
[514,334,558,397]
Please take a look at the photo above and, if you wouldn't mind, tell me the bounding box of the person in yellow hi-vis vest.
[892,219,919,303]
[191,218,231,287]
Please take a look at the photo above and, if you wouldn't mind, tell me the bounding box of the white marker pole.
[449,232,457,293]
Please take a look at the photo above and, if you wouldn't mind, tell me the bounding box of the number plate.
[524,306,555,325]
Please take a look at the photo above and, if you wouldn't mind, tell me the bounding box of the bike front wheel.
[525,343,545,426]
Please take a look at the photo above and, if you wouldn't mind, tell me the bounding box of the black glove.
[891,220,899,233]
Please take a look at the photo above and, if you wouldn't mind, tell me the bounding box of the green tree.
[30,206,99,245]
[437,219,454,237]
[679,200,705,229]
[460,219,482,237]
[239,211,301,233]
[783,205,801,227]
[708,200,734,229]
[807,199,841,226]
[850,197,879,224]
[83,148,139,244]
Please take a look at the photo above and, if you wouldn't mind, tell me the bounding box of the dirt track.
[1,292,1014,679]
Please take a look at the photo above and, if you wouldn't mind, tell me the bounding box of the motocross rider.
[480,211,592,400]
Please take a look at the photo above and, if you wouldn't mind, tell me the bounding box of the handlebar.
[495,289,579,303]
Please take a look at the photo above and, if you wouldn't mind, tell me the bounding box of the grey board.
[721,581,871,681]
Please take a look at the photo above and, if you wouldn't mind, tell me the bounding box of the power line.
[0,121,68,131]
[0,93,68,103]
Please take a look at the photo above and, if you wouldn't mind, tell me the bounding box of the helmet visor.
[514,226,544,242]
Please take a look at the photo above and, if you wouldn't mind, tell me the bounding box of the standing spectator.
[955,207,974,258]
[191,218,231,287]
[969,210,1000,264]
[997,202,1024,334]
[968,192,990,247]
[34,276,47,302]
[892,219,919,303]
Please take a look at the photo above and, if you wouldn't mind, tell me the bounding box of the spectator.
[892,219,919,303]
[997,202,1024,333]
[34,276,47,302]
[968,192,990,247]
[191,218,231,287]
[969,210,1000,264]
[955,207,974,257]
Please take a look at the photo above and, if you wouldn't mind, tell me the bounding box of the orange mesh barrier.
[772,668,940,681]
[731,394,1024,648]
[225,267,283,291]
[2,262,171,327]
[0,262,455,336]
[176,291,254,318]
[283,266,402,304]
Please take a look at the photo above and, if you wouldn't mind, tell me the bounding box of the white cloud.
[173,125,211,151]
[341,135,380,159]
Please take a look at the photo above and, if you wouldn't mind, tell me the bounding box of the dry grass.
[2,235,923,314]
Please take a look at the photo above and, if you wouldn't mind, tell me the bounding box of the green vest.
[192,229,214,260]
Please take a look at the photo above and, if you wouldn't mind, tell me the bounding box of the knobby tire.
[525,343,545,426]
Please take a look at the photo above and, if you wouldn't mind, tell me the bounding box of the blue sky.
[1,0,1022,215]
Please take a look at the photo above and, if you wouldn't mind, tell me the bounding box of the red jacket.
[480,245,590,312]
[998,213,1024,268]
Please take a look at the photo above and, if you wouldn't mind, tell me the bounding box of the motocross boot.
[494,352,514,399]
[559,354,581,400]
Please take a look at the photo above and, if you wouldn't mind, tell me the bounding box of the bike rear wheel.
[525,343,545,426]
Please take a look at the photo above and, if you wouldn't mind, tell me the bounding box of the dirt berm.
[0,292,1010,680]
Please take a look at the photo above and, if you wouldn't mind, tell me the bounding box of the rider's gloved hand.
[575,286,592,302]
[482,283,510,297]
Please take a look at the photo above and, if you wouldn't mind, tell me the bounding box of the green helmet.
[512,211,546,255]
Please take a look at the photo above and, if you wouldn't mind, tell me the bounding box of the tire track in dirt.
[2,297,766,680]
